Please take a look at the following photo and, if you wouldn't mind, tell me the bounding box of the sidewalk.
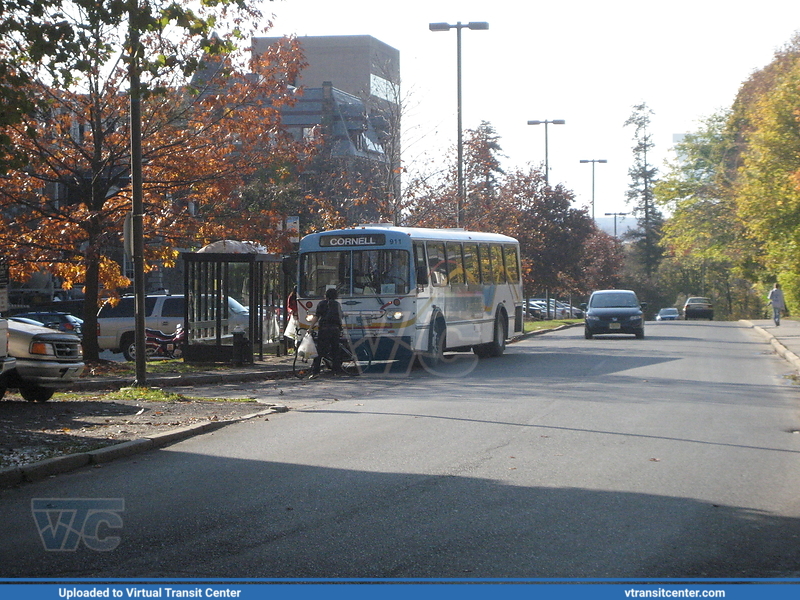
[71,324,580,392]
[71,354,297,391]
[742,318,800,372]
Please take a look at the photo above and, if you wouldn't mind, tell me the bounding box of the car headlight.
[30,341,56,356]
[630,315,642,321]
[586,315,600,321]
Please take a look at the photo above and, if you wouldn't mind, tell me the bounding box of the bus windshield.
[300,249,410,298]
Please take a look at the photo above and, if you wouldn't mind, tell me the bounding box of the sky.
[265,0,800,225]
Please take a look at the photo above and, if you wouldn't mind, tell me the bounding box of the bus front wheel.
[419,317,446,369]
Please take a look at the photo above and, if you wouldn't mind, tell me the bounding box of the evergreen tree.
[624,102,664,279]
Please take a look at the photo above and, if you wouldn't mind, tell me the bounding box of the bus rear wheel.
[474,312,507,358]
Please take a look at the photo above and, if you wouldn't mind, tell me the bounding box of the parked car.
[36,299,85,319]
[562,303,584,318]
[9,316,46,326]
[583,289,646,339]
[683,297,714,320]
[525,302,545,320]
[97,294,249,361]
[528,299,569,319]
[4,320,84,401]
[656,307,680,321]
[14,311,83,337]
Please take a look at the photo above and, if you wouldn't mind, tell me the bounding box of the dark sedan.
[13,311,83,338]
[683,297,714,320]
[583,289,646,339]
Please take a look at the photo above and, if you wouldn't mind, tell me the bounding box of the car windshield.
[661,308,678,315]
[591,293,639,308]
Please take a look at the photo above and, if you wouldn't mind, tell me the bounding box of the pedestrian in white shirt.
[768,283,786,326]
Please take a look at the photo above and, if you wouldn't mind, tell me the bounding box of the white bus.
[296,225,524,364]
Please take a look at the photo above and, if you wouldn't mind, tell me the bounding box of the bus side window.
[463,243,480,285]
[504,245,520,283]
[479,243,494,285]
[491,244,506,283]
[414,242,428,287]
[427,242,448,287]
[446,242,465,285]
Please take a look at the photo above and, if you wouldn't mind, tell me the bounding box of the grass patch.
[54,387,256,404]
[523,319,582,333]
[85,359,230,378]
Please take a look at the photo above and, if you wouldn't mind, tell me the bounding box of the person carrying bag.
[309,288,344,378]
[284,286,300,346]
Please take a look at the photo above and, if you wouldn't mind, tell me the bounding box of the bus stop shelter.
[181,241,285,363]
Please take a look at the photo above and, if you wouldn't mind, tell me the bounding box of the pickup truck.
[97,294,249,361]
[0,318,17,397]
[4,319,84,401]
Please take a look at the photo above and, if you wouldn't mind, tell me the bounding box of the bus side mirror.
[416,266,429,287]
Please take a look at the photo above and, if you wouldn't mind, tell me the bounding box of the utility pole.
[129,0,147,386]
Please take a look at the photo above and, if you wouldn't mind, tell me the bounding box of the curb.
[511,321,583,343]
[0,406,285,489]
[741,319,800,372]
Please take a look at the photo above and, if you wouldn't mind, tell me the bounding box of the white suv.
[97,294,249,360]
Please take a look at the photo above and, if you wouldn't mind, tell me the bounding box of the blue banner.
[1,581,800,600]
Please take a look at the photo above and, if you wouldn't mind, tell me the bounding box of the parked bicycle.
[292,329,372,378]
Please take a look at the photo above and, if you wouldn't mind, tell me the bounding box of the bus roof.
[300,225,518,248]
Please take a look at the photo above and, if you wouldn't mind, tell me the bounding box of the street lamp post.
[604,212,628,238]
[527,119,565,185]
[580,159,608,220]
[430,21,489,228]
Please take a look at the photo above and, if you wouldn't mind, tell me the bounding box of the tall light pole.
[580,159,607,220]
[604,212,628,238]
[527,119,565,185]
[430,21,489,228]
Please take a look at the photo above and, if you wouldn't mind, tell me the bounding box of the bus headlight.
[306,314,315,322]
[386,311,404,321]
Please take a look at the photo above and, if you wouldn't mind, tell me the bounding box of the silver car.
[4,320,85,402]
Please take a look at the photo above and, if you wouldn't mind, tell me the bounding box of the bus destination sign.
[319,234,386,248]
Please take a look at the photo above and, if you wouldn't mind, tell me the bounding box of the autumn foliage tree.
[732,34,800,306]
[0,1,308,359]
[0,0,81,173]
[653,33,800,317]
[406,124,622,299]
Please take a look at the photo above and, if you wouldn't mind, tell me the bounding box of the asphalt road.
[2,320,800,578]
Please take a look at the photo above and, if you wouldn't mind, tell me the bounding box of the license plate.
[609,322,621,330]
